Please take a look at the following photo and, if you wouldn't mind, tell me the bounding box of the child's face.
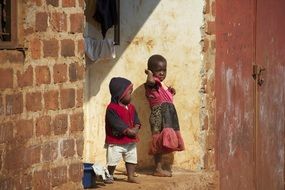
[120,86,133,105]
[151,61,167,81]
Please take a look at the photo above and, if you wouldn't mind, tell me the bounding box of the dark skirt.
[149,102,185,155]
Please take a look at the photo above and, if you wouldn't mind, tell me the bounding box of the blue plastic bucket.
[82,163,96,188]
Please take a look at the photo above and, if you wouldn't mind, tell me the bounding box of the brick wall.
[201,0,217,174]
[200,0,219,188]
[0,0,85,189]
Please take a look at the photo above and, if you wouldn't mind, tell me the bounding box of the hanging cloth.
[84,37,116,62]
[94,0,118,38]
[92,163,110,180]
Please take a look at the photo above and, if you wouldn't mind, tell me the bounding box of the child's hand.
[133,124,140,134]
[168,86,176,95]
[125,128,136,138]
[145,69,153,75]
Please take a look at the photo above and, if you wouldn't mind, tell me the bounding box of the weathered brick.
[26,92,42,112]
[69,162,83,182]
[69,62,84,82]
[204,0,210,14]
[61,39,75,57]
[50,12,67,32]
[42,142,58,162]
[17,65,33,87]
[31,0,42,6]
[35,12,48,32]
[4,146,25,170]
[206,21,215,35]
[76,88,83,108]
[53,114,68,135]
[0,51,24,64]
[6,93,23,115]
[51,166,67,187]
[15,172,32,190]
[202,114,209,131]
[62,0,75,7]
[35,66,51,85]
[77,39,85,57]
[70,13,84,33]
[69,63,76,82]
[211,39,216,49]
[212,2,216,17]
[204,151,216,170]
[15,119,34,141]
[0,147,2,171]
[60,139,75,158]
[36,115,51,136]
[0,95,3,115]
[203,38,209,52]
[76,138,83,157]
[33,169,51,190]
[13,51,25,63]
[25,146,41,166]
[209,109,215,129]
[46,0,59,7]
[206,132,215,150]
[0,122,14,143]
[203,153,208,169]
[53,64,67,83]
[24,27,34,36]
[44,90,59,110]
[60,88,75,109]
[70,112,84,132]
[30,38,42,59]
[206,79,215,100]
[78,0,84,8]
[0,51,8,64]
[0,177,13,190]
[43,39,59,58]
[0,68,13,89]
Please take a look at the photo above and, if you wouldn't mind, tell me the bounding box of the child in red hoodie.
[105,77,141,183]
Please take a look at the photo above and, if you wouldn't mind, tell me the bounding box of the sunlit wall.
[83,0,204,171]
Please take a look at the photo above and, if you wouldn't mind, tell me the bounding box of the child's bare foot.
[127,177,140,183]
[123,171,139,177]
[104,175,114,184]
[153,169,172,177]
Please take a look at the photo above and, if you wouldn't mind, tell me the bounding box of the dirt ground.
[90,170,218,190]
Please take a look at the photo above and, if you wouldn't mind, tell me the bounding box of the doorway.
[216,0,285,189]
[254,0,285,189]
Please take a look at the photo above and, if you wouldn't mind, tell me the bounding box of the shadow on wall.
[131,84,153,168]
[84,0,161,99]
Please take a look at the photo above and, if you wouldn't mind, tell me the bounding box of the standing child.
[144,54,185,177]
[105,77,141,183]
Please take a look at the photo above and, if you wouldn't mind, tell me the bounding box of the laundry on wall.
[84,0,119,62]
[84,36,115,62]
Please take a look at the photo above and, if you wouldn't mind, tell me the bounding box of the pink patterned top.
[144,77,173,107]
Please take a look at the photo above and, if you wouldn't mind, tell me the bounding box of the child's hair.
[147,54,167,70]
